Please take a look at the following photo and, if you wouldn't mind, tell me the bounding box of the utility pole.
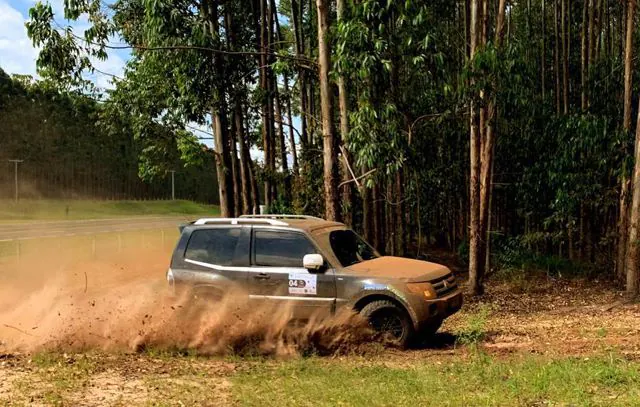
[8,159,23,202]
[169,170,176,200]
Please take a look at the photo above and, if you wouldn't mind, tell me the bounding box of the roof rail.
[239,214,324,221]
[193,218,288,226]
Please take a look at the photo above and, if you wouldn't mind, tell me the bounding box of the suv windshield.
[329,229,379,267]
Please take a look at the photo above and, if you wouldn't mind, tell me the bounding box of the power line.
[63,29,317,68]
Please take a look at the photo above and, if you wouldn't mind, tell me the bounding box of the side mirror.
[303,253,325,271]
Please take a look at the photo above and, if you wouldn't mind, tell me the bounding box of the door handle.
[253,273,270,280]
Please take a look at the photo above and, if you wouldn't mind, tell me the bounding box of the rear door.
[248,228,337,319]
[174,225,250,299]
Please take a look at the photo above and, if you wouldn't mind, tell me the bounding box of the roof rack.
[239,214,324,221]
[193,218,288,226]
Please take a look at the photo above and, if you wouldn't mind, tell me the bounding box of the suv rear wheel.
[360,300,414,348]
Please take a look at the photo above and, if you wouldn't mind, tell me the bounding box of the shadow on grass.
[411,332,458,350]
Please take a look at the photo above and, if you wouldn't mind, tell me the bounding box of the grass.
[2,351,640,406]
[9,352,98,406]
[454,304,491,347]
[0,199,219,221]
[232,354,640,407]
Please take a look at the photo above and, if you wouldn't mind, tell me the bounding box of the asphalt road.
[0,217,192,242]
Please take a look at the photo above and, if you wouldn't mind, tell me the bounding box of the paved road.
[0,217,193,242]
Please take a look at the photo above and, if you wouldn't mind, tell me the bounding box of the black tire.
[360,300,415,348]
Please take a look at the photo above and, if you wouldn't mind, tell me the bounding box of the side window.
[185,228,241,266]
[253,230,317,268]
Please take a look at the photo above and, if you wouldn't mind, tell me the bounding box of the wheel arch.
[353,293,419,330]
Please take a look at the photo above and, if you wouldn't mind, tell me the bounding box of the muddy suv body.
[167,215,463,345]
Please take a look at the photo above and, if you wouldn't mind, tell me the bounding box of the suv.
[167,215,462,346]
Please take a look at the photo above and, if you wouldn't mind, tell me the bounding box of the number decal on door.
[288,273,317,295]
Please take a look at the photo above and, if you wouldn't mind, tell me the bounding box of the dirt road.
[0,217,191,241]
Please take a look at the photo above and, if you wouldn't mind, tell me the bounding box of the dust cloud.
[0,235,374,356]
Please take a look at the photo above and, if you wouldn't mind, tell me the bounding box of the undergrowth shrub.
[455,305,491,347]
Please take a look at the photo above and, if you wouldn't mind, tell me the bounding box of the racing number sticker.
[288,273,317,295]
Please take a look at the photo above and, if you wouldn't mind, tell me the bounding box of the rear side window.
[253,230,317,267]
[185,228,241,266]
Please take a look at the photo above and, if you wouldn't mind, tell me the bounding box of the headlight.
[406,282,436,300]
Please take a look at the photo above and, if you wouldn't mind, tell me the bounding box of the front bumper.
[413,289,463,330]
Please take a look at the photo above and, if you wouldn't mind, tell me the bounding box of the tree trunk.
[623,0,635,132]
[229,116,242,216]
[465,0,471,59]
[316,0,340,221]
[561,0,569,114]
[485,157,495,273]
[206,1,233,217]
[249,159,260,214]
[595,0,603,60]
[554,0,562,114]
[395,170,405,257]
[244,106,260,213]
[291,0,309,149]
[588,0,596,67]
[224,8,242,216]
[267,0,277,205]
[274,81,292,204]
[225,8,251,215]
[270,0,292,205]
[212,108,234,217]
[235,102,252,215]
[468,0,483,296]
[363,182,373,243]
[581,0,589,111]
[619,0,636,281]
[373,183,382,252]
[386,180,394,255]
[625,97,640,295]
[541,0,546,101]
[258,0,273,210]
[477,0,506,296]
[337,0,352,225]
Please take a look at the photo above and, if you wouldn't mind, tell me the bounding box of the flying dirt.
[0,234,374,356]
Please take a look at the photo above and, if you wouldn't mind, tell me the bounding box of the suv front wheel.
[361,300,414,348]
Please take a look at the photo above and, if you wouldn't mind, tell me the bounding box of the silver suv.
[167,215,462,346]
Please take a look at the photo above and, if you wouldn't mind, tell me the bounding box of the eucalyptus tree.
[618,0,636,281]
[27,0,265,217]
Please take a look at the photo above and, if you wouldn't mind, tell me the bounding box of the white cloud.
[0,0,39,76]
[88,50,126,90]
[0,0,127,89]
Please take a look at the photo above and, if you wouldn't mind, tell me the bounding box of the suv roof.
[190,215,344,233]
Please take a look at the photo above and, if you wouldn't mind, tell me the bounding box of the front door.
[248,228,336,320]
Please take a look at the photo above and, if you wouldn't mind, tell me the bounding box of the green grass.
[0,199,219,221]
[232,354,640,407]
[4,352,640,406]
